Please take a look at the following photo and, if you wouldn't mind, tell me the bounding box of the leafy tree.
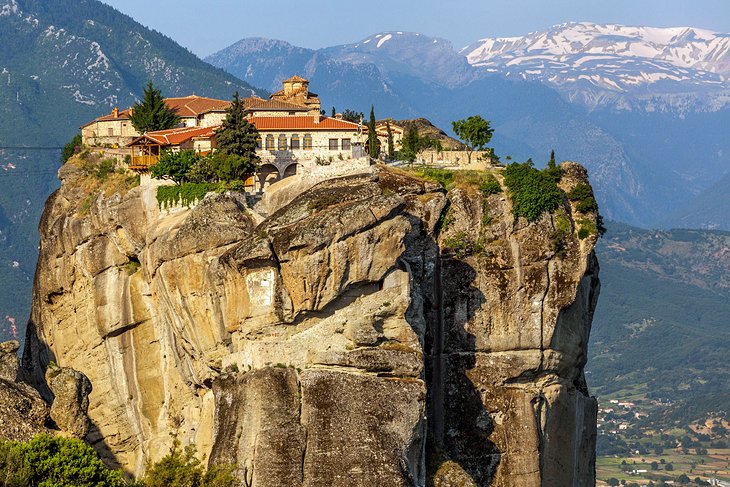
[187,156,218,183]
[651,461,659,470]
[150,150,199,184]
[0,434,125,487]
[61,133,82,164]
[676,473,690,484]
[141,440,234,487]
[607,478,620,486]
[129,82,180,133]
[665,462,674,471]
[367,105,379,158]
[341,109,363,123]
[386,122,395,160]
[208,152,256,182]
[451,115,494,164]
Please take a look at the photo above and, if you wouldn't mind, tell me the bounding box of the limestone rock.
[46,364,92,439]
[23,158,600,485]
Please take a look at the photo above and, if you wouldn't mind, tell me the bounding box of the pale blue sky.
[100,0,730,57]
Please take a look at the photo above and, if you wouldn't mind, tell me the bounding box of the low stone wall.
[415,149,492,167]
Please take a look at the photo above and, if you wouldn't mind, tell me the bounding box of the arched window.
[265,134,275,150]
[278,134,288,151]
[290,133,300,150]
[303,133,312,150]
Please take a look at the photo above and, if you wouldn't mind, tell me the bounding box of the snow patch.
[377,34,392,48]
[0,0,18,17]
[363,39,371,44]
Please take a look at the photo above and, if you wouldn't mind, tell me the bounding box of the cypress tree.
[331,106,336,117]
[129,82,180,133]
[213,92,260,180]
[367,105,379,158]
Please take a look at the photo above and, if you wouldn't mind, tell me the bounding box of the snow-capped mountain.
[462,22,730,111]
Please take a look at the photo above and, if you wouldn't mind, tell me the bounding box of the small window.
[303,134,312,150]
[265,134,275,150]
[290,134,300,150]
[329,139,338,150]
[107,127,114,136]
[288,111,296,116]
[341,139,351,151]
[278,134,287,151]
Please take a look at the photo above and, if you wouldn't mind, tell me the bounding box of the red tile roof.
[165,95,230,117]
[128,126,217,147]
[250,116,360,131]
[243,97,308,111]
[81,108,132,127]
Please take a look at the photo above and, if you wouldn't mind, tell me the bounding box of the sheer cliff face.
[24,158,599,486]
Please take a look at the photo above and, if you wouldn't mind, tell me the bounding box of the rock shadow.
[425,257,500,486]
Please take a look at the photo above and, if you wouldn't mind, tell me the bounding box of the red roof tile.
[165,95,230,118]
[128,126,217,147]
[242,97,308,111]
[250,116,360,131]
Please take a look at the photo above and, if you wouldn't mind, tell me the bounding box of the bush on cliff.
[503,161,563,222]
[0,434,125,486]
[139,441,234,487]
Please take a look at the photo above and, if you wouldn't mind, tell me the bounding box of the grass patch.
[443,231,487,258]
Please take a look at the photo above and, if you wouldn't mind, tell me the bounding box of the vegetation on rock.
[214,92,260,174]
[503,161,563,222]
[0,434,125,487]
[139,441,234,487]
[61,134,82,164]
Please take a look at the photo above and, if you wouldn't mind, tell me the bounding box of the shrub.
[503,162,563,222]
[187,156,217,183]
[443,231,485,258]
[141,440,234,487]
[151,150,200,184]
[577,218,598,239]
[61,133,83,164]
[567,183,598,213]
[0,434,125,486]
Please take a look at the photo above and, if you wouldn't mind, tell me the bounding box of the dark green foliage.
[367,105,379,158]
[156,183,217,208]
[140,441,234,487]
[400,124,438,162]
[208,153,256,182]
[0,434,125,487]
[503,161,563,222]
[214,92,260,170]
[567,183,599,213]
[478,173,502,196]
[340,109,363,123]
[443,231,485,258]
[451,115,494,163]
[129,82,180,133]
[331,107,336,117]
[187,156,218,184]
[386,122,395,160]
[61,133,82,164]
[150,150,200,184]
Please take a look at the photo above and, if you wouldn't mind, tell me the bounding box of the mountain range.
[206,24,730,232]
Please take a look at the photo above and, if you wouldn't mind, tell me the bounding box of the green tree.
[341,109,363,123]
[665,462,674,471]
[607,478,620,486]
[331,106,336,117]
[129,82,180,133]
[367,105,379,158]
[213,92,260,180]
[150,150,199,184]
[503,161,563,222]
[451,115,494,164]
[386,122,395,160]
[400,123,438,163]
[0,434,125,487]
[651,461,659,470]
[61,133,82,164]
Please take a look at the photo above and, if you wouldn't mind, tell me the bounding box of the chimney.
[112,107,119,118]
[335,113,343,120]
[313,115,320,125]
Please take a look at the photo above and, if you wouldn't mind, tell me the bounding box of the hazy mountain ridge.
[463,22,730,112]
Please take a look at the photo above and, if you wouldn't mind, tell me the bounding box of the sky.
[100,0,730,58]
